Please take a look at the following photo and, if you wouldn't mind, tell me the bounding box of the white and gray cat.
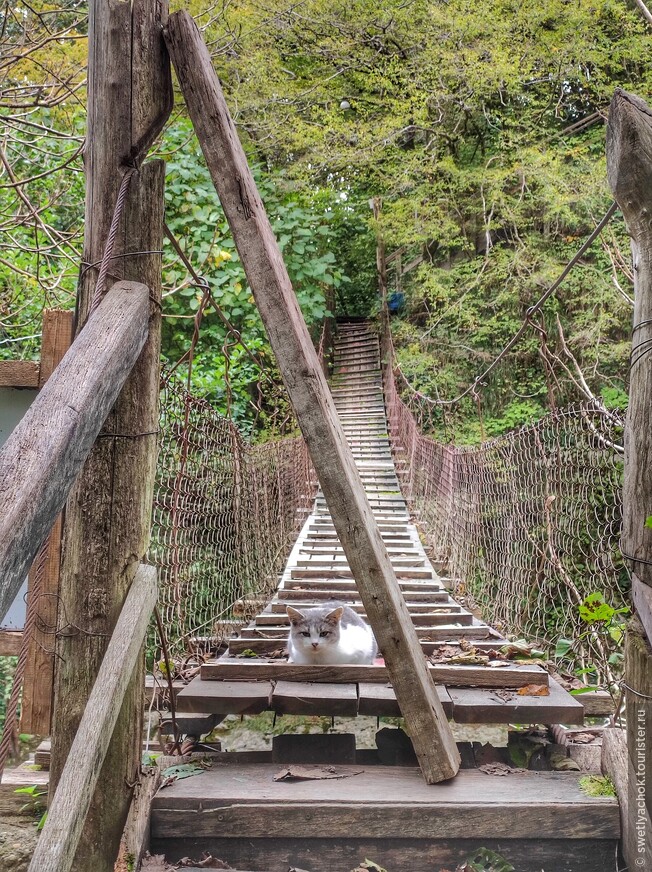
[286,603,377,664]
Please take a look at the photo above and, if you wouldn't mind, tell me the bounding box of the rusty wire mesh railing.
[148,378,315,658]
[384,351,629,682]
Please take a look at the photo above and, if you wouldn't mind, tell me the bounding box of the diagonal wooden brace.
[165,10,460,783]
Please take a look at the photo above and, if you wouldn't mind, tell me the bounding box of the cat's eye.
[301,631,310,637]
[319,631,330,637]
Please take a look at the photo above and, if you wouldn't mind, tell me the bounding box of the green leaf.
[555,638,573,658]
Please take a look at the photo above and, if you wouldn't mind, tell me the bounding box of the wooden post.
[19,310,73,736]
[607,88,652,870]
[165,10,460,784]
[28,565,157,872]
[607,89,652,584]
[48,0,171,868]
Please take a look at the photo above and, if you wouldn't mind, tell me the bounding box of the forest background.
[1,0,649,441]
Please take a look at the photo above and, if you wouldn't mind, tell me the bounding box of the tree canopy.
[1,0,649,436]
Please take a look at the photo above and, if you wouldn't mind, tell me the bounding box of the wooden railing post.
[165,11,460,784]
[28,565,157,872]
[20,310,73,736]
[48,0,172,868]
[606,88,652,870]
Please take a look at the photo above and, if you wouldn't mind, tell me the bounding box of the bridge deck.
[177,323,583,724]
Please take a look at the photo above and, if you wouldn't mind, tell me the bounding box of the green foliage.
[157,118,352,433]
[461,848,515,872]
[578,775,616,797]
[555,592,629,680]
[15,784,48,829]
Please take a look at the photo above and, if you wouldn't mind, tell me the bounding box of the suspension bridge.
[0,3,649,870]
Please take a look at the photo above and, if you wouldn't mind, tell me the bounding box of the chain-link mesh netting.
[384,352,628,681]
[148,378,315,657]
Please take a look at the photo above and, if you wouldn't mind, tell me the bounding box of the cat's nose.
[311,642,319,648]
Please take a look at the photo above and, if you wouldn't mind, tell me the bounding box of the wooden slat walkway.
[177,323,584,724]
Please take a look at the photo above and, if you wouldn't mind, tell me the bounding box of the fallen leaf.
[273,766,363,782]
[567,731,602,744]
[517,683,550,696]
[177,855,234,868]
[478,762,514,776]
[140,854,176,871]
[350,861,389,872]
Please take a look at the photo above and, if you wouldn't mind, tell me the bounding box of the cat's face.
[286,606,343,656]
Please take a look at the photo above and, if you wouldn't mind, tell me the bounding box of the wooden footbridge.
[2,2,651,867]
[176,322,584,726]
[149,322,620,871]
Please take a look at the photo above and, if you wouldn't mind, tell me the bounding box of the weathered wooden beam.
[607,89,652,589]
[165,10,460,783]
[48,0,171,865]
[20,310,73,736]
[0,629,22,655]
[28,564,157,872]
[602,726,652,870]
[0,282,149,623]
[625,618,652,823]
[0,360,39,388]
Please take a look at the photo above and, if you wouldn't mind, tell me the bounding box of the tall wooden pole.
[165,11,460,784]
[49,0,171,867]
[607,88,652,867]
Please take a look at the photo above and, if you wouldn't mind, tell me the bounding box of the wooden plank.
[28,564,157,872]
[625,618,652,822]
[176,677,272,714]
[0,281,150,623]
[607,91,652,588]
[150,765,619,840]
[0,360,39,388]
[201,658,548,689]
[38,310,74,387]
[165,9,459,784]
[120,767,161,872]
[602,726,650,871]
[0,629,22,655]
[358,683,452,718]
[632,575,652,644]
[577,690,614,717]
[21,306,73,735]
[448,677,584,725]
[276,587,447,603]
[150,836,617,872]
[227,633,501,656]
[271,681,358,716]
[19,516,63,734]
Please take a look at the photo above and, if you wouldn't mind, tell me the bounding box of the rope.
[0,541,49,779]
[88,166,137,316]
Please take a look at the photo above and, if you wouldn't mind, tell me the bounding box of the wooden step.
[150,764,617,872]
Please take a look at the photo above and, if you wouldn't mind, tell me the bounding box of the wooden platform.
[150,763,620,872]
[176,323,584,726]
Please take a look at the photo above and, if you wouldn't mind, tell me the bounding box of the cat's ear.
[325,606,344,624]
[286,606,305,624]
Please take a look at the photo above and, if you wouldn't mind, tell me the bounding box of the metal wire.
[384,357,628,681]
[148,378,316,658]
